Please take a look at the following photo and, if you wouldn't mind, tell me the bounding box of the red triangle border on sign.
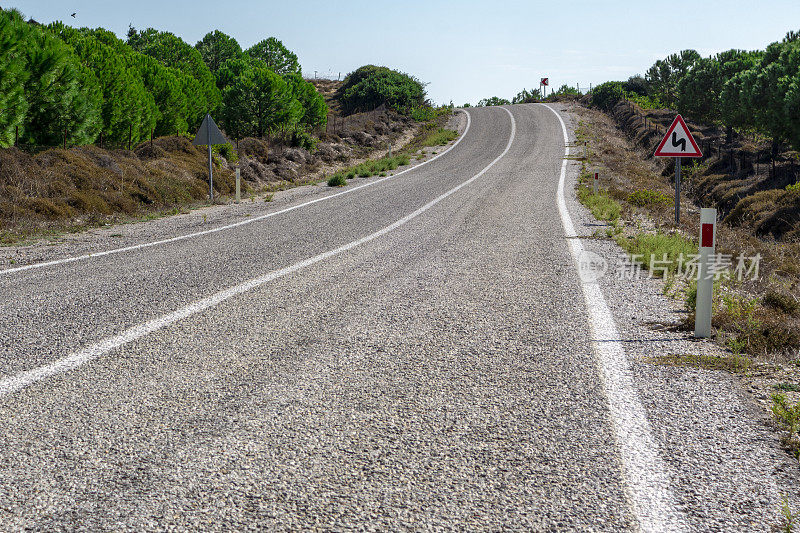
[654,114,703,158]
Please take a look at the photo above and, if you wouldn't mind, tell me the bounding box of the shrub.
[291,130,316,151]
[338,65,425,114]
[628,189,672,207]
[411,106,436,122]
[591,81,625,111]
[327,173,347,187]
[477,96,511,107]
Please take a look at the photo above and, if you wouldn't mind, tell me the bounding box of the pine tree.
[195,30,242,74]
[246,38,301,76]
[0,9,30,147]
[21,22,102,145]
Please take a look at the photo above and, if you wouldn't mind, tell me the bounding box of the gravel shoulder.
[555,102,800,531]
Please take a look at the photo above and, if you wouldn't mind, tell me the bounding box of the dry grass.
[0,138,237,243]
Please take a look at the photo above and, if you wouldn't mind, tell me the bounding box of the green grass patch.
[419,127,458,147]
[326,154,411,187]
[628,189,672,207]
[772,393,800,461]
[617,232,697,277]
[577,186,622,222]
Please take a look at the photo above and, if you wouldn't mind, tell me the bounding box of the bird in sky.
[70,12,76,17]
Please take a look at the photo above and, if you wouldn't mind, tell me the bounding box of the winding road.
[0,104,796,531]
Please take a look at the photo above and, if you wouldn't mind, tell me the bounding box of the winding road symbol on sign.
[655,115,701,157]
[671,132,686,152]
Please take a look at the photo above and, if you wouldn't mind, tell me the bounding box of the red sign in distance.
[654,115,702,158]
[701,223,714,248]
[541,78,549,86]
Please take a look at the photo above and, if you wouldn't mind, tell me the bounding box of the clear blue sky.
[8,0,800,105]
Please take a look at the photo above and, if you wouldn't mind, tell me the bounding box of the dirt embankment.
[0,79,416,243]
[604,99,800,241]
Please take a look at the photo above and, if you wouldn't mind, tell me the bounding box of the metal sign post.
[674,158,681,224]
[192,114,228,204]
[654,114,702,225]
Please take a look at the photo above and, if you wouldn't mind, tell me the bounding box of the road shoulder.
[554,103,800,531]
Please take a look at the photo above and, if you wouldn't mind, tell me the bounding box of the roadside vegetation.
[574,99,800,462]
[0,7,450,243]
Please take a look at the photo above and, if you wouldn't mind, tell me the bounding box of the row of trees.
[595,29,800,153]
[190,31,325,139]
[0,8,328,148]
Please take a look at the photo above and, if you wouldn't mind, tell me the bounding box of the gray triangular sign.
[192,114,228,146]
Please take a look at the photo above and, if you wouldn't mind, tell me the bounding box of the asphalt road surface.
[0,104,794,531]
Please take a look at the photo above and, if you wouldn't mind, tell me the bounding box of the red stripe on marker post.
[701,223,714,248]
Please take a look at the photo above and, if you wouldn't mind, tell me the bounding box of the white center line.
[0,108,515,396]
[541,102,687,532]
[0,111,472,277]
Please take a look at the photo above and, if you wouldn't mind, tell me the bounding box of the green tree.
[283,73,327,128]
[127,27,221,126]
[12,19,103,146]
[512,88,541,104]
[743,36,800,153]
[219,60,301,138]
[86,27,192,136]
[553,85,581,97]
[677,50,761,129]
[51,23,157,144]
[246,37,300,76]
[0,9,29,146]
[646,49,700,107]
[195,30,242,74]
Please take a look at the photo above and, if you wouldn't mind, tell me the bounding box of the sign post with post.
[593,172,599,194]
[695,208,717,338]
[540,77,549,98]
[192,113,228,203]
[654,114,702,225]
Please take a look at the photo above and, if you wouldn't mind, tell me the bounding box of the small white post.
[695,208,717,338]
[593,172,599,194]
[235,167,241,203]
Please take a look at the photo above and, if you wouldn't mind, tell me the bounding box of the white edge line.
[0,108,514,396]
[539,103,687,533]
[0,111,473,277]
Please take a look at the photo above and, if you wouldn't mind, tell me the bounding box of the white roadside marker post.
[593,172,599,194]
[235,167,241,203]
[695,208,717,338]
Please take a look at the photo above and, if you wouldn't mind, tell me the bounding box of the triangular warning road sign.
[655,115,702,158]
[192,114,228,146]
